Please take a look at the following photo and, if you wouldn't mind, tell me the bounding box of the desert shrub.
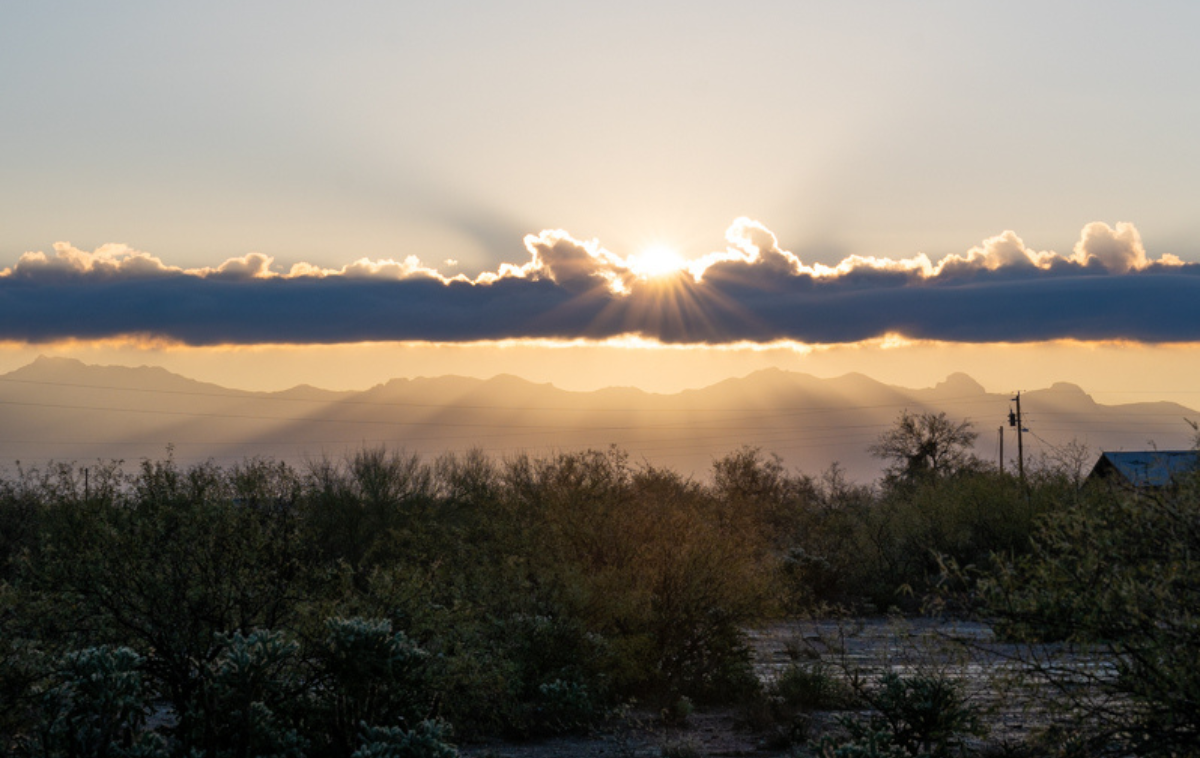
[638,566,761,704]
[782,411,1077,611]
[26,645,166,758]
[492,613,604,698]
[733,664,842,750]
[432,449,500,522]
[711,446,819,550]
[0,472,49,584]
[301,449,440,576]
[734,660,853,749]
[866,673,983,757]
[0,583,51,750]
[812,721,914,758]
[659,735,703,758]
[490,613,607,736]
[772,662,854,711]
[0,445,805,747]
[861,471,1041,608]
[528,678,600,736]
[351,721,457,758]
[979,477,1200,756]
[179,630,308,758]
[310,617,434,757]
[781,465,879,610]
[793,464,1067,612]
[486,450,771,705]
[19,457,318,747]
[813,672,983,758]
[341,568,516,740]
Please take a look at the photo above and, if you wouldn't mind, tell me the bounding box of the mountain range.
[1,356,1195,482]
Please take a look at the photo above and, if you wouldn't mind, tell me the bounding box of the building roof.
[1087,450,1200,489]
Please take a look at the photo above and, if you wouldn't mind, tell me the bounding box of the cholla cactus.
[39,646,166,758]
[188,629,307,758]
[316,617,434,757]
[351,721,457,758]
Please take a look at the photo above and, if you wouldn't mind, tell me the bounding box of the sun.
[628,244,687,279]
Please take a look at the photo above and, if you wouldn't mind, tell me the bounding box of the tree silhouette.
[870,410,979,485]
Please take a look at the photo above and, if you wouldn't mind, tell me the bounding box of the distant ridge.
[932,372,987,395]
[0,358,1195,482]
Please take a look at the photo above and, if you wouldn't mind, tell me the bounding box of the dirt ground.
[458,616,1085,758]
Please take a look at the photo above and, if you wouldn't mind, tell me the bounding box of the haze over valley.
[4,356,1193,482]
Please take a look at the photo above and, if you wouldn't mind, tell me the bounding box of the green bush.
[812,720,914,758]
[351,721,457,758]
[659,735,702,758]
[867,673,983,757]
[772,663,854,711]
[487,450,771,704]
[530,679,600,736]
[180,630,307,758]
[980,479,1200,756]
[0,446,808,748]
[812,672,983,758]
[312,617,434,756]
[33,646,166,758]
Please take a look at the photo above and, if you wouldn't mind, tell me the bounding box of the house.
[1086,450,1200,490]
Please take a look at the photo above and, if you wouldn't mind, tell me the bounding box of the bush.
[351,721,457,758]
[312,617,434,756]
[812,672,983,758]
[180,630,308,758]
[979,479,1200,756]
[866,673,983,757]
[659,735,702,758]
[812,721,914,758]
[0,447,801,747]
[530,679,601,736]
[772,663,854,711]
[792,465,1064,612]
[31,646,166,758]
[489,450,772,704]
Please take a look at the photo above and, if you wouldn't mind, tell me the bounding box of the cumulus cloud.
[2,242,183,280]
[1072,221,1147,273]
[1,220,1196,346]
[516,230,631,293]
[204,253,276,281]
[933,231,1041,276]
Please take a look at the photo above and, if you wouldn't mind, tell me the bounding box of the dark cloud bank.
[3,221,1198,345]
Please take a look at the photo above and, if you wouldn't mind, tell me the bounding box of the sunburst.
[628,244,688,280]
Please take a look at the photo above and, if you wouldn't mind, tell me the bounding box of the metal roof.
[1088,450,1200,488]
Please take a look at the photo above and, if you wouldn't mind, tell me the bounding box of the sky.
[3,1,1200,407]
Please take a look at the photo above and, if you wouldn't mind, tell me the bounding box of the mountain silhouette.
[0,357,1194,482]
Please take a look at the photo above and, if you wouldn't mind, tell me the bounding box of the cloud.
[513,230,631,293]
[205,253,276,281]
[1072,221,1147,274]
[3,242,183,280]
[1,221,1196,346]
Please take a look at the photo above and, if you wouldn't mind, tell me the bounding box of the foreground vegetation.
[0,412,1196,756]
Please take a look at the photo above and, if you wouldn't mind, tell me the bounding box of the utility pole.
[1008,392,1025,487]
[998,426,1004,475]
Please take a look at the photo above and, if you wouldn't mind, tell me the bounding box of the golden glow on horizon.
[1,333,1188,357]
[4,336,1200,408]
